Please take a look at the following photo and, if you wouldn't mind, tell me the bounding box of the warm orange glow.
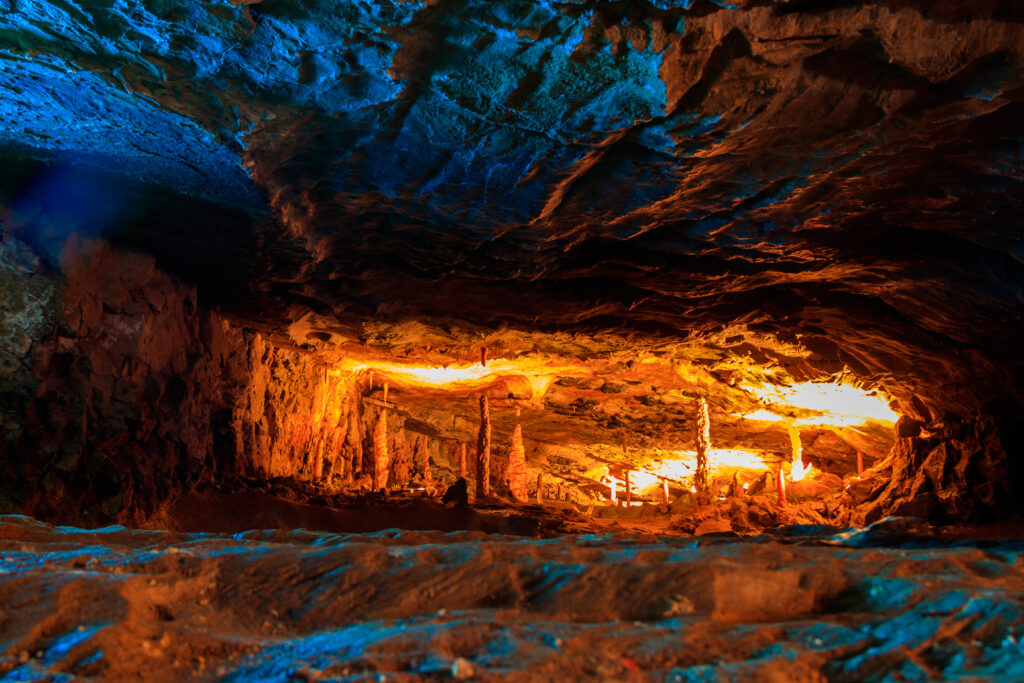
[346,361,505,385]
[742,380,898,426]
[743,409,786,422]
[694,395,711,493]
[335,358,575,399]
[598,448,771,498]
[790,459,812,481]
[787,423,812,481]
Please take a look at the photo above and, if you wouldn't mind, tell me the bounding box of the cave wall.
[0,234,479,524]
[854,414,1024,524]
[2,236,245,522]
[1,231,1019,525]
[0,237,328,524]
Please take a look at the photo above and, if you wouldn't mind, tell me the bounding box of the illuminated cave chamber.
[313,344,905,530]
[1,0,1023,533]
[3,233,1016,531]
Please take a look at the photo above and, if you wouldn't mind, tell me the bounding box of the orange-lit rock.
[475,395,491,499]
[694,396,711,495]
[372,411,389,491]
[505,423,528,502]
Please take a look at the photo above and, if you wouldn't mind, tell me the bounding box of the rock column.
[476,395,490,498]
[694,396,711,495]
[506,408,528,501]
[372,410,389,491]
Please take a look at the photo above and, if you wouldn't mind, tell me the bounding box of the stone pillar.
[423,440,433,483]
[372,410,389,491]
[730,471,744,499]
[694,395,711,495]
[506,410,528,502]
[475,395,490,498]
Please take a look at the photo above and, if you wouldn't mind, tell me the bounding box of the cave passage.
[2,0,1024,679]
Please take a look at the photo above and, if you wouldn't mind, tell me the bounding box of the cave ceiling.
[1,0,1023,440]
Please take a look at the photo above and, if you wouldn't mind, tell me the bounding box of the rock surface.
[0,1,1022,521]
[1,515,1023,681]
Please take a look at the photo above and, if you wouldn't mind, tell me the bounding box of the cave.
[1,0,1023,680]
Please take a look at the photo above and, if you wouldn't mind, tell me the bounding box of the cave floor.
[1,511,1022,682]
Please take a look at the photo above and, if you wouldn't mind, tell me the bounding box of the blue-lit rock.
[0,1,1023,523]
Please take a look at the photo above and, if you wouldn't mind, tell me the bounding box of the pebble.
[451,657,474,680]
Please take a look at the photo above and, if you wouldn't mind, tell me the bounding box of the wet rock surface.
[1,515,1022,681]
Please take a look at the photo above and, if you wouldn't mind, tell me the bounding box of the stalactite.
[857,450,864,476]
[506,408,528,502]
[694,395,711,495]
[372,410,389,491]
[625,470,632,506]
[476,394,490,499]
[663,479,670,503]
[458,442,467,480]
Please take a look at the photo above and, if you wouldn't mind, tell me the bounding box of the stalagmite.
[625,470,632,506]
[476,394,491,498]
[372,410,389,491]
[787,422,810,481]
[609,477,617,503]
[344,401,363,480]
[506,407,528,502]
[663,479,670,503]
[694,395,711,495]
[392,428,412,486]
[536,472,544,504]
[313,449,324,483]
[775,468,787,507]
[857,451,864,477]
[458,442,467,479]
[730,471,744,499]
[422,440,432,483]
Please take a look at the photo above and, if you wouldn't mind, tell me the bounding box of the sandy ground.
[1,501,1022,682]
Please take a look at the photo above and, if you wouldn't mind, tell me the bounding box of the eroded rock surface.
[1,516,1022,681]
